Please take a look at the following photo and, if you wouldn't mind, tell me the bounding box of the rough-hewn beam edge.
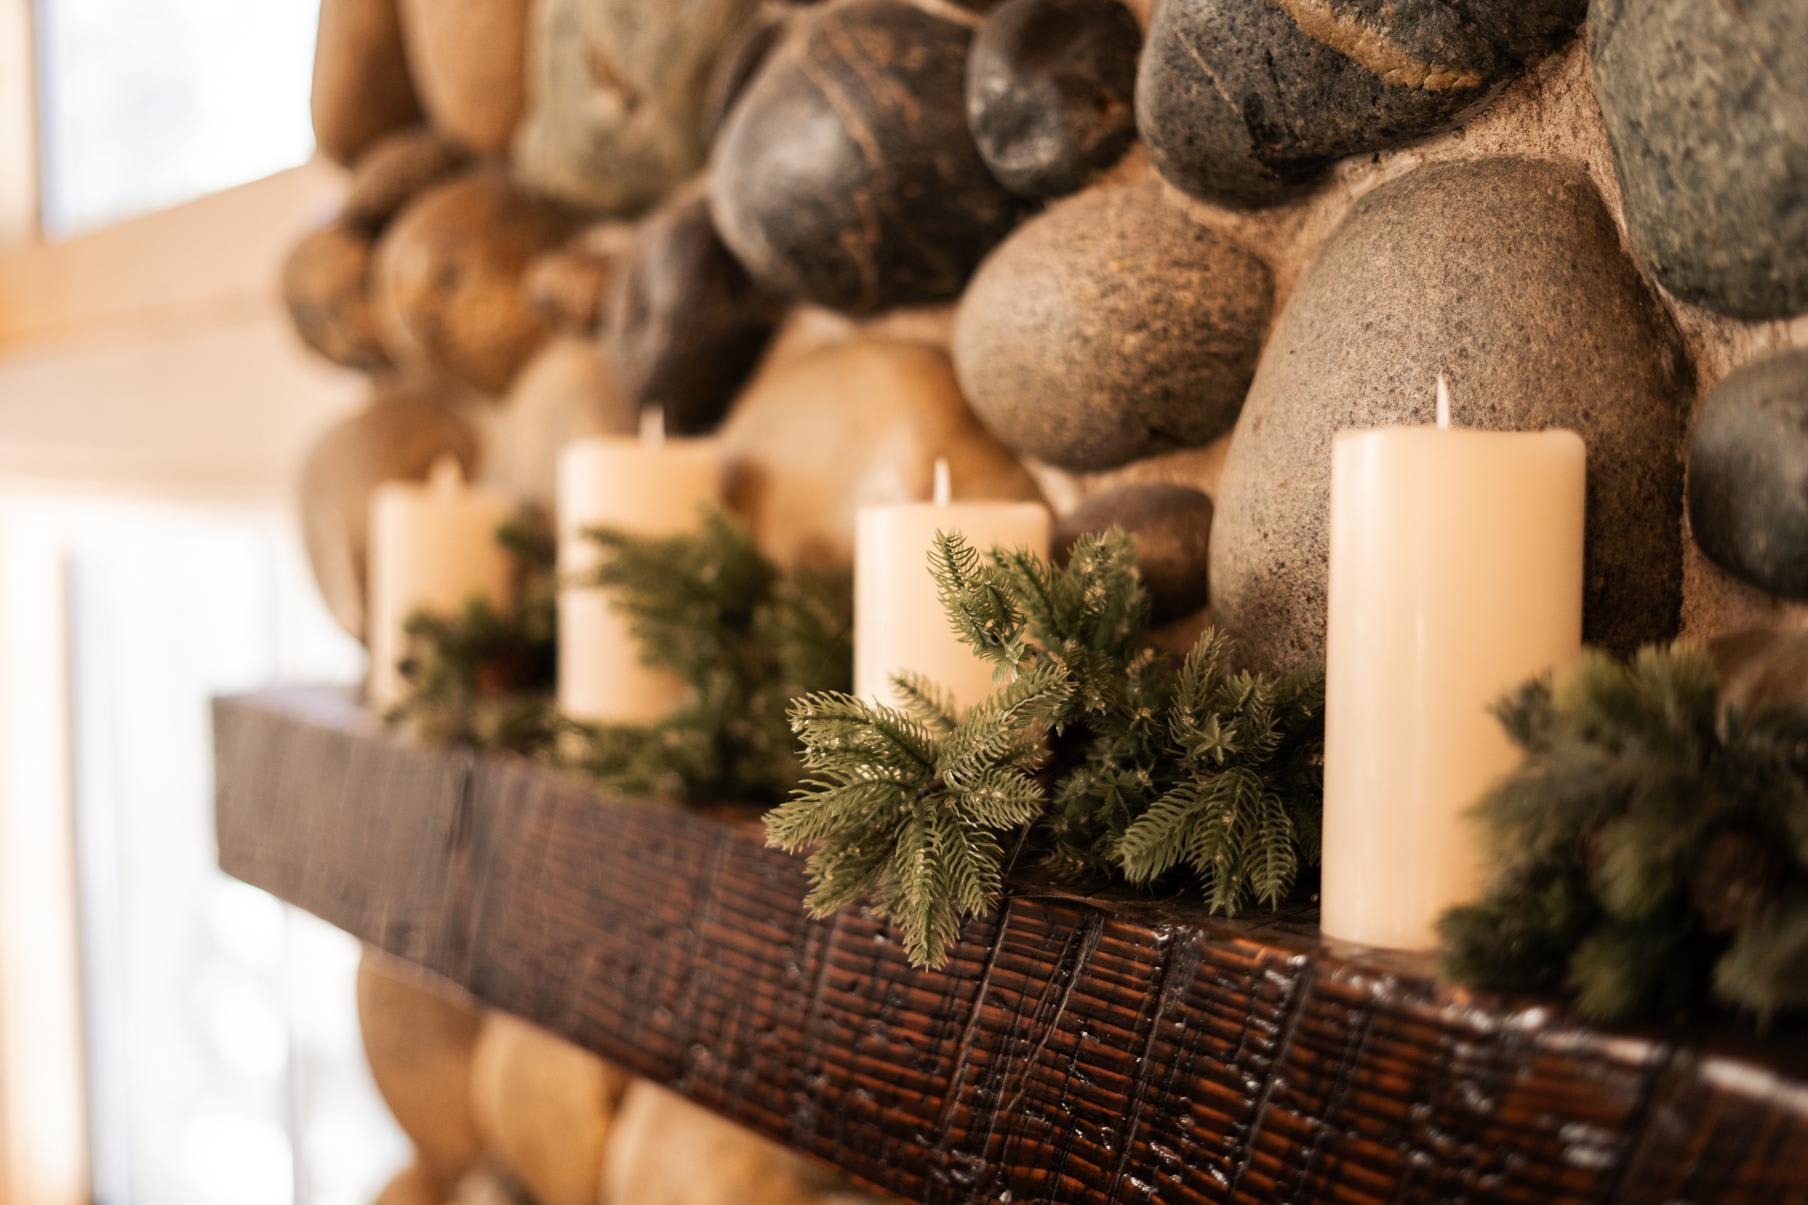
[213,688,1808,1203]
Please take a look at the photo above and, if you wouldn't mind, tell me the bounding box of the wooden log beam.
[213,688,1808,1203]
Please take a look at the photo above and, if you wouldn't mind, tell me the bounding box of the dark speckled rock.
[1056,485,1214,624]
[966,0,1141,198]
[1591,0,1808,320]
[709,0,1023,313]
[605,193,780,436]
[953,180,1271,471]
[1211,157,1691,669]
[1688,351,1808,601]
[1136,0,1585,207]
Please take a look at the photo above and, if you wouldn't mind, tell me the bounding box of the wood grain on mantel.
[213,688,1808,1204]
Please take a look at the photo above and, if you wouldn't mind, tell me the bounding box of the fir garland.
[566,509,853,804]
[389,520,560,752]
[1440,645,1808,1022]
[764,531,1325,969]
[389,510,853,805]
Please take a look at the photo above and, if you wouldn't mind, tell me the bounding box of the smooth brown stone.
[281,222,390,372]
[397,0,530,155]
[344,127,466,233]
[470,1015,627,1205]
[311,0,423,165]
[358,952,484,1191]
[954,180,1271,471]
[298,381,480,639]
[481,336,635,515]
[372,169,575,395]
[721,337,1041,567]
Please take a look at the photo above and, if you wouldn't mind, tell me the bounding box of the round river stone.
[1211,157,1691,669]
[953,179,1271,471]
[1055,484,1215,624]
[1688,350,1808,601]
[1590,0,1808,320]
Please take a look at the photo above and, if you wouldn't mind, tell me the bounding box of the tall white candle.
[855,460,1050,713]
[1321,377,1585,950]
[367,456,518,711]
[557,409,724,725]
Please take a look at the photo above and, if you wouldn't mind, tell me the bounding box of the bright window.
[35,0,319,236]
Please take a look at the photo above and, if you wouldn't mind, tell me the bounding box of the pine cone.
[1689,830,1783,935]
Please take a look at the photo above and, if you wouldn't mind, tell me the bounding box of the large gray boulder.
[1590,0,1808,320]
[1211,157,1691,669]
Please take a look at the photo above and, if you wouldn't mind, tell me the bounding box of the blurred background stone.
[299,382,480,639]
[397,0,531,156]
[605,191,780,435]
[344,127,467,233]
[1688,350,1808,601]
[721,336,1040,566]
[282,221,391,371]
[469,1015,628,1205]
[965,0,1141,198]
[709,0,1023,314]
[372,169,576,395]
[312,0,423,165]
[1591,0,1808,320]
[357,954,485,1193]
[514,0,762,214]
[954,180,1271,471]
[1211,157,1691,669]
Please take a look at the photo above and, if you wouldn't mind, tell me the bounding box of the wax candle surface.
[557,426,723,724]
[367,457,517,710]
[855,464,1050,713]
[1321,398,1585,951]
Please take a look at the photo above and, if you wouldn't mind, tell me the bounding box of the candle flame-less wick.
[1435,374,1453,430]
[932,457,952,506]
[639,405,666,449]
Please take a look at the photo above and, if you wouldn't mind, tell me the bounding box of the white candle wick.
[932,457,952,506]
[1435,374,1453,430]
[639,405,666,450]
[427,453,465,494]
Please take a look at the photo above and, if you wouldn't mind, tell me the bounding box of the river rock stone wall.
[293,0,1808,666]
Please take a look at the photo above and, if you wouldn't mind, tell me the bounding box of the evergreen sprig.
[568,509,853,804]
[765,531,1325,969]
[1440,645,1808,1022]
[389,519,559,752]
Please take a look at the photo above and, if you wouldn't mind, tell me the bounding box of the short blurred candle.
[367,456,517,711]
[854,459,1050,712]
[1321,377,1586,951]
[557,409,724,724]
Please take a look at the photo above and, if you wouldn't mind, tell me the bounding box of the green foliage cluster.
[567,509,853,804]
[1440,646,1808,1022]
[390,521,559,752]
[765,531,1325,969]
[389,510,852,806]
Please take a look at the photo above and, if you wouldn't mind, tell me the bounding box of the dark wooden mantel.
[214,688,1808,1204]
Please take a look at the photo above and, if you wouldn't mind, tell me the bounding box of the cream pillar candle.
[557,410,724,724]
[1321,378,1586,950]
[855,460,1051,713]
[367,456,518,711]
